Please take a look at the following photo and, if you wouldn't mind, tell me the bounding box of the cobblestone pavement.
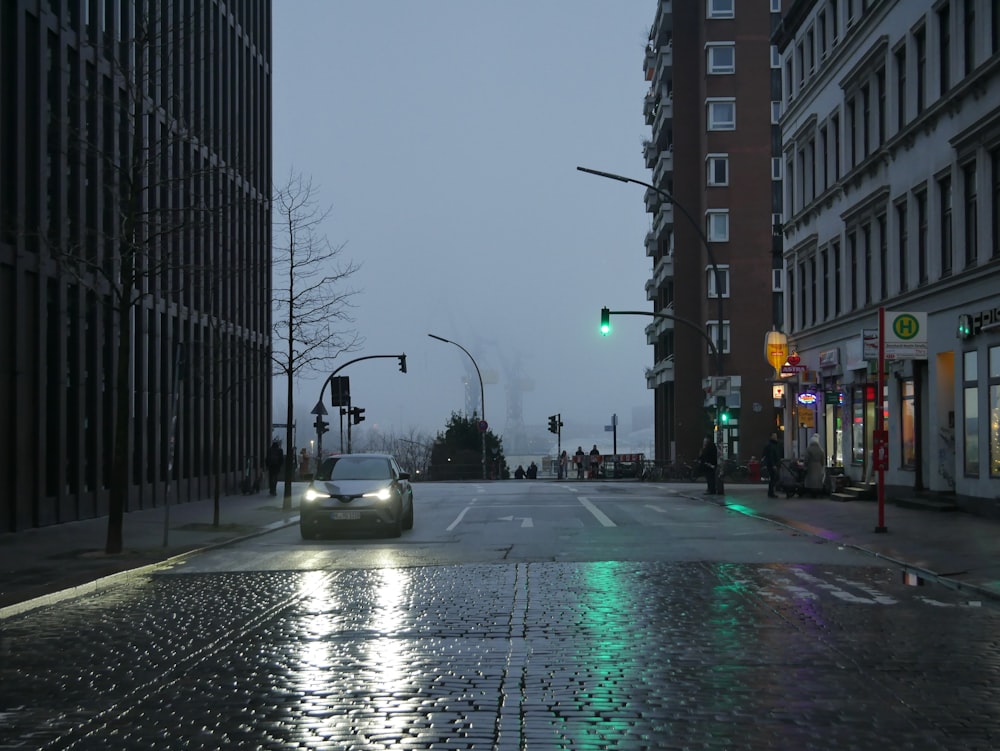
[2,560,999,750]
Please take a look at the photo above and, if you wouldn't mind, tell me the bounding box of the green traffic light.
[600,307,611,336]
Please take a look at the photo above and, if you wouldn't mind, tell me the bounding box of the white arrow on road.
[499,515,534,527]
[644,505,668,513]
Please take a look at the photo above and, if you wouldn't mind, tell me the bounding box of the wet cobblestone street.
[3,560,999,750]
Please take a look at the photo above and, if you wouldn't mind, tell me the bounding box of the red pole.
[875,307,888,533]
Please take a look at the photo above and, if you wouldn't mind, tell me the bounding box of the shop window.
[901,379,916,468]
[990,346,1000,477]
[964,350,979,476]
[852,387,867,465]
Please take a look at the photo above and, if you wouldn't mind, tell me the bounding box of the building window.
[964,161,978,267]
[771,45,781,69]
[901,379,916,468]
[964,350,979,476]
[831,113,841,181]
[818,11,828,58]
[708,43,735,74]
[833,239,842,315]
[821,248,830,320]
[939,174,953,277]
[964,0,975,76]
[707,264,730,298]
[862,222,872,305]
[771,157,783,180]
[707,98,736,130]
[771,0,781,12]
[990,346,1000,477]
[939,4,951,95]
[707,0,735,19]
[706,210,730,242]
[707,154,729,186]
[707,321,731,354]
[993,148,1000,259]
[895,45,907,131]
[896,199,908,292]
[915,26,926,114]
[916,189,928,284]
[876,67,886,146]
[771,100,782,124]
[772,268,783,292]
[878,213,888,299]
[849,231,858,310]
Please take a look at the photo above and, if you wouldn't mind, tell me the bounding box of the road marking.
[644,505,667,513]
[578,497,616,527]
[499,515,533,527]
[447,507,471,531]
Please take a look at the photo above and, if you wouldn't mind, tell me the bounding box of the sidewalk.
[3,480,1000,618]
[0,484,307,617]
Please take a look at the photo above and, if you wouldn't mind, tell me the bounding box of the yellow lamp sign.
[765,330,788,375]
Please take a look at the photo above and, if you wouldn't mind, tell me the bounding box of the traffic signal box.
[600,307,611,336]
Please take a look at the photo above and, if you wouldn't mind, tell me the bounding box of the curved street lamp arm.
[577,165,725,376]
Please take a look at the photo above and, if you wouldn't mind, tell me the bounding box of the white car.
[300,453,414,539]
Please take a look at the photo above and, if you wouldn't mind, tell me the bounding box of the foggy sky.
[272,1,657,455]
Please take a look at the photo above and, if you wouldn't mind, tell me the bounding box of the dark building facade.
[644,0,785,466]
[0,1,272,532]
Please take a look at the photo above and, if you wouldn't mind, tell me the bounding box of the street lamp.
[577,166,724,377]
[578,165,726,494]
[428,334,487,481]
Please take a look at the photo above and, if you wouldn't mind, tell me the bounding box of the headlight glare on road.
[363,487,392,501]
[303,488,329,503]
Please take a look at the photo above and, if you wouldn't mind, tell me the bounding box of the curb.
[0,516,299,620]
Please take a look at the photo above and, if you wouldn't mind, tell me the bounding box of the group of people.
[513,461,539,480]
[697,431,827,497]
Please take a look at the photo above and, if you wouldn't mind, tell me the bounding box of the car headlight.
[303,488,330,503]
[362,487,392,501]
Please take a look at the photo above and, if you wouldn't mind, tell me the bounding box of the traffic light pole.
[581,166,725,495]
[315,354,407,460]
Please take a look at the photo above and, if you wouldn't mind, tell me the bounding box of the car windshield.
[316,456,391,481]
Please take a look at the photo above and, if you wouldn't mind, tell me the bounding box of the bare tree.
[272,170,362,509]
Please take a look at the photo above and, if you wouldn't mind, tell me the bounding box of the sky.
[271,1,658,456]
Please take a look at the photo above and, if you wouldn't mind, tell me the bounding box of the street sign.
[478,420,488,432]
[711,376,731,396]
[780,364,807,375]
[884,311,927,359]
[311,400,328,416]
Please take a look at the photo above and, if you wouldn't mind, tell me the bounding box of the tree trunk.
[106,283,133,555]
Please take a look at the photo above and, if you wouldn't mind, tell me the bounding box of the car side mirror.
[398,472,410,481]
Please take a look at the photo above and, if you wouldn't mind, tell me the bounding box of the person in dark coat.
[698,435,718,495]
[265,438,284,496]
[574,447,586,479]
[762,433,783,498]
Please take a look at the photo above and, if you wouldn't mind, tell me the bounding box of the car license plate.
[331,510,360,520]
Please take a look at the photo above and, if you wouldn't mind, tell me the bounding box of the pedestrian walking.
[558,450,568,480]
[762,432,782,498]
[574,446,586,479]
[698,435,718,495]
[265,438,284,496]
[298,448,311,480]
[589,444,601,479]
[514,464,526,480]
[804,434,826,495]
